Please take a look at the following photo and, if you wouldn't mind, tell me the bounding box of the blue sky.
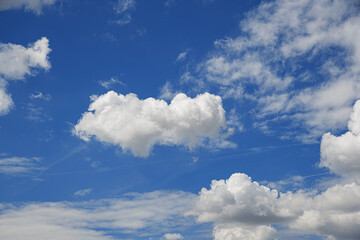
[1,0,360,239]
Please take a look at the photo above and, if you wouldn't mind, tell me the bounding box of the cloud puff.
[0,156,43,176]
[320,100,360,179]
[176,50,189,62]
[190,0,360,141]
[74,91,228,157]
[0,191,195,240]
[0,0,56,14]
[0,37,51,80]
[162,233,184,240]
[98,77,125,89]
[0,37,51,116]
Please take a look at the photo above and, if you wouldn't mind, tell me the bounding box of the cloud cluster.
[191,0,360,141]
[193,100,360,239]
[74,91,229,157]
[0,37,51,115]
[0,191,195,240]
[0,0,56,14]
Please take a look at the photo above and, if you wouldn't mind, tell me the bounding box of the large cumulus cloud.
[74,91,229,157]
[193,100,360,240]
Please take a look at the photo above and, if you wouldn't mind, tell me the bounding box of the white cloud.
[0,191,196,240]
[29,91,51,101]
[0,86,13,115]
[192,101,360,240]
[0,37,51,116]
[74,91,229,157]
[213,225,277,240]
[0,37,51,80]
[114,0,135,25]
[320,100,360,179]
[98,77,125,89]
[0,156,43,176]
[0,0,56,14]
[176,50,189,62]
[162,233,183,240]
[193,172,360,240]
[193,0,360,140]
[74,188,93,197]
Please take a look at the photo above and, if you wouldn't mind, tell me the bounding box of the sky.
[1,0,360,239]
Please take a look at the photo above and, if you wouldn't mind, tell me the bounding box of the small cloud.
[162,233,183,240]
[74,188,93,197]
[176,49,189,62]
[114,0,136,26]
[29,91,51,101]
[192,157,198,163]
[0,156,44,176]
[99,77,126,89]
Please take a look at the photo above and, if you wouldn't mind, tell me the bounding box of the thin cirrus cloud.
[73,91,230,157]
[0,0,57,15]
[191,100,360,240]
[0,37,51,115]
[189,0,360,141]
[0,156,44,176]
[0,191,195,240]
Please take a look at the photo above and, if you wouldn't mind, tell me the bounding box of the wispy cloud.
[0,156,44,176]
[29,91,51,101]
[74,188,93,197]
[187,0,360,141]
[114,0,136,25]
[98,77,126,89]
[0,191,196,239]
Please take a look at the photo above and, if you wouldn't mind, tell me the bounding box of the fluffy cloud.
[192,100,360,240]
[190,0,360,140]
[0,0,56,14]
[0,156,43,176]
[0,191,195,240]
[0,37,51,80]
[320,100,360,179]
[74,91,228,157]
[194,173,360,240]
[0,37,51,116]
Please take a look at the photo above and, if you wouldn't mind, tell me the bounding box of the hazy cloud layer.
[0,191,195,240]
[190,0,360,141]
[0,0,56,14]
[74,91,229,157]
